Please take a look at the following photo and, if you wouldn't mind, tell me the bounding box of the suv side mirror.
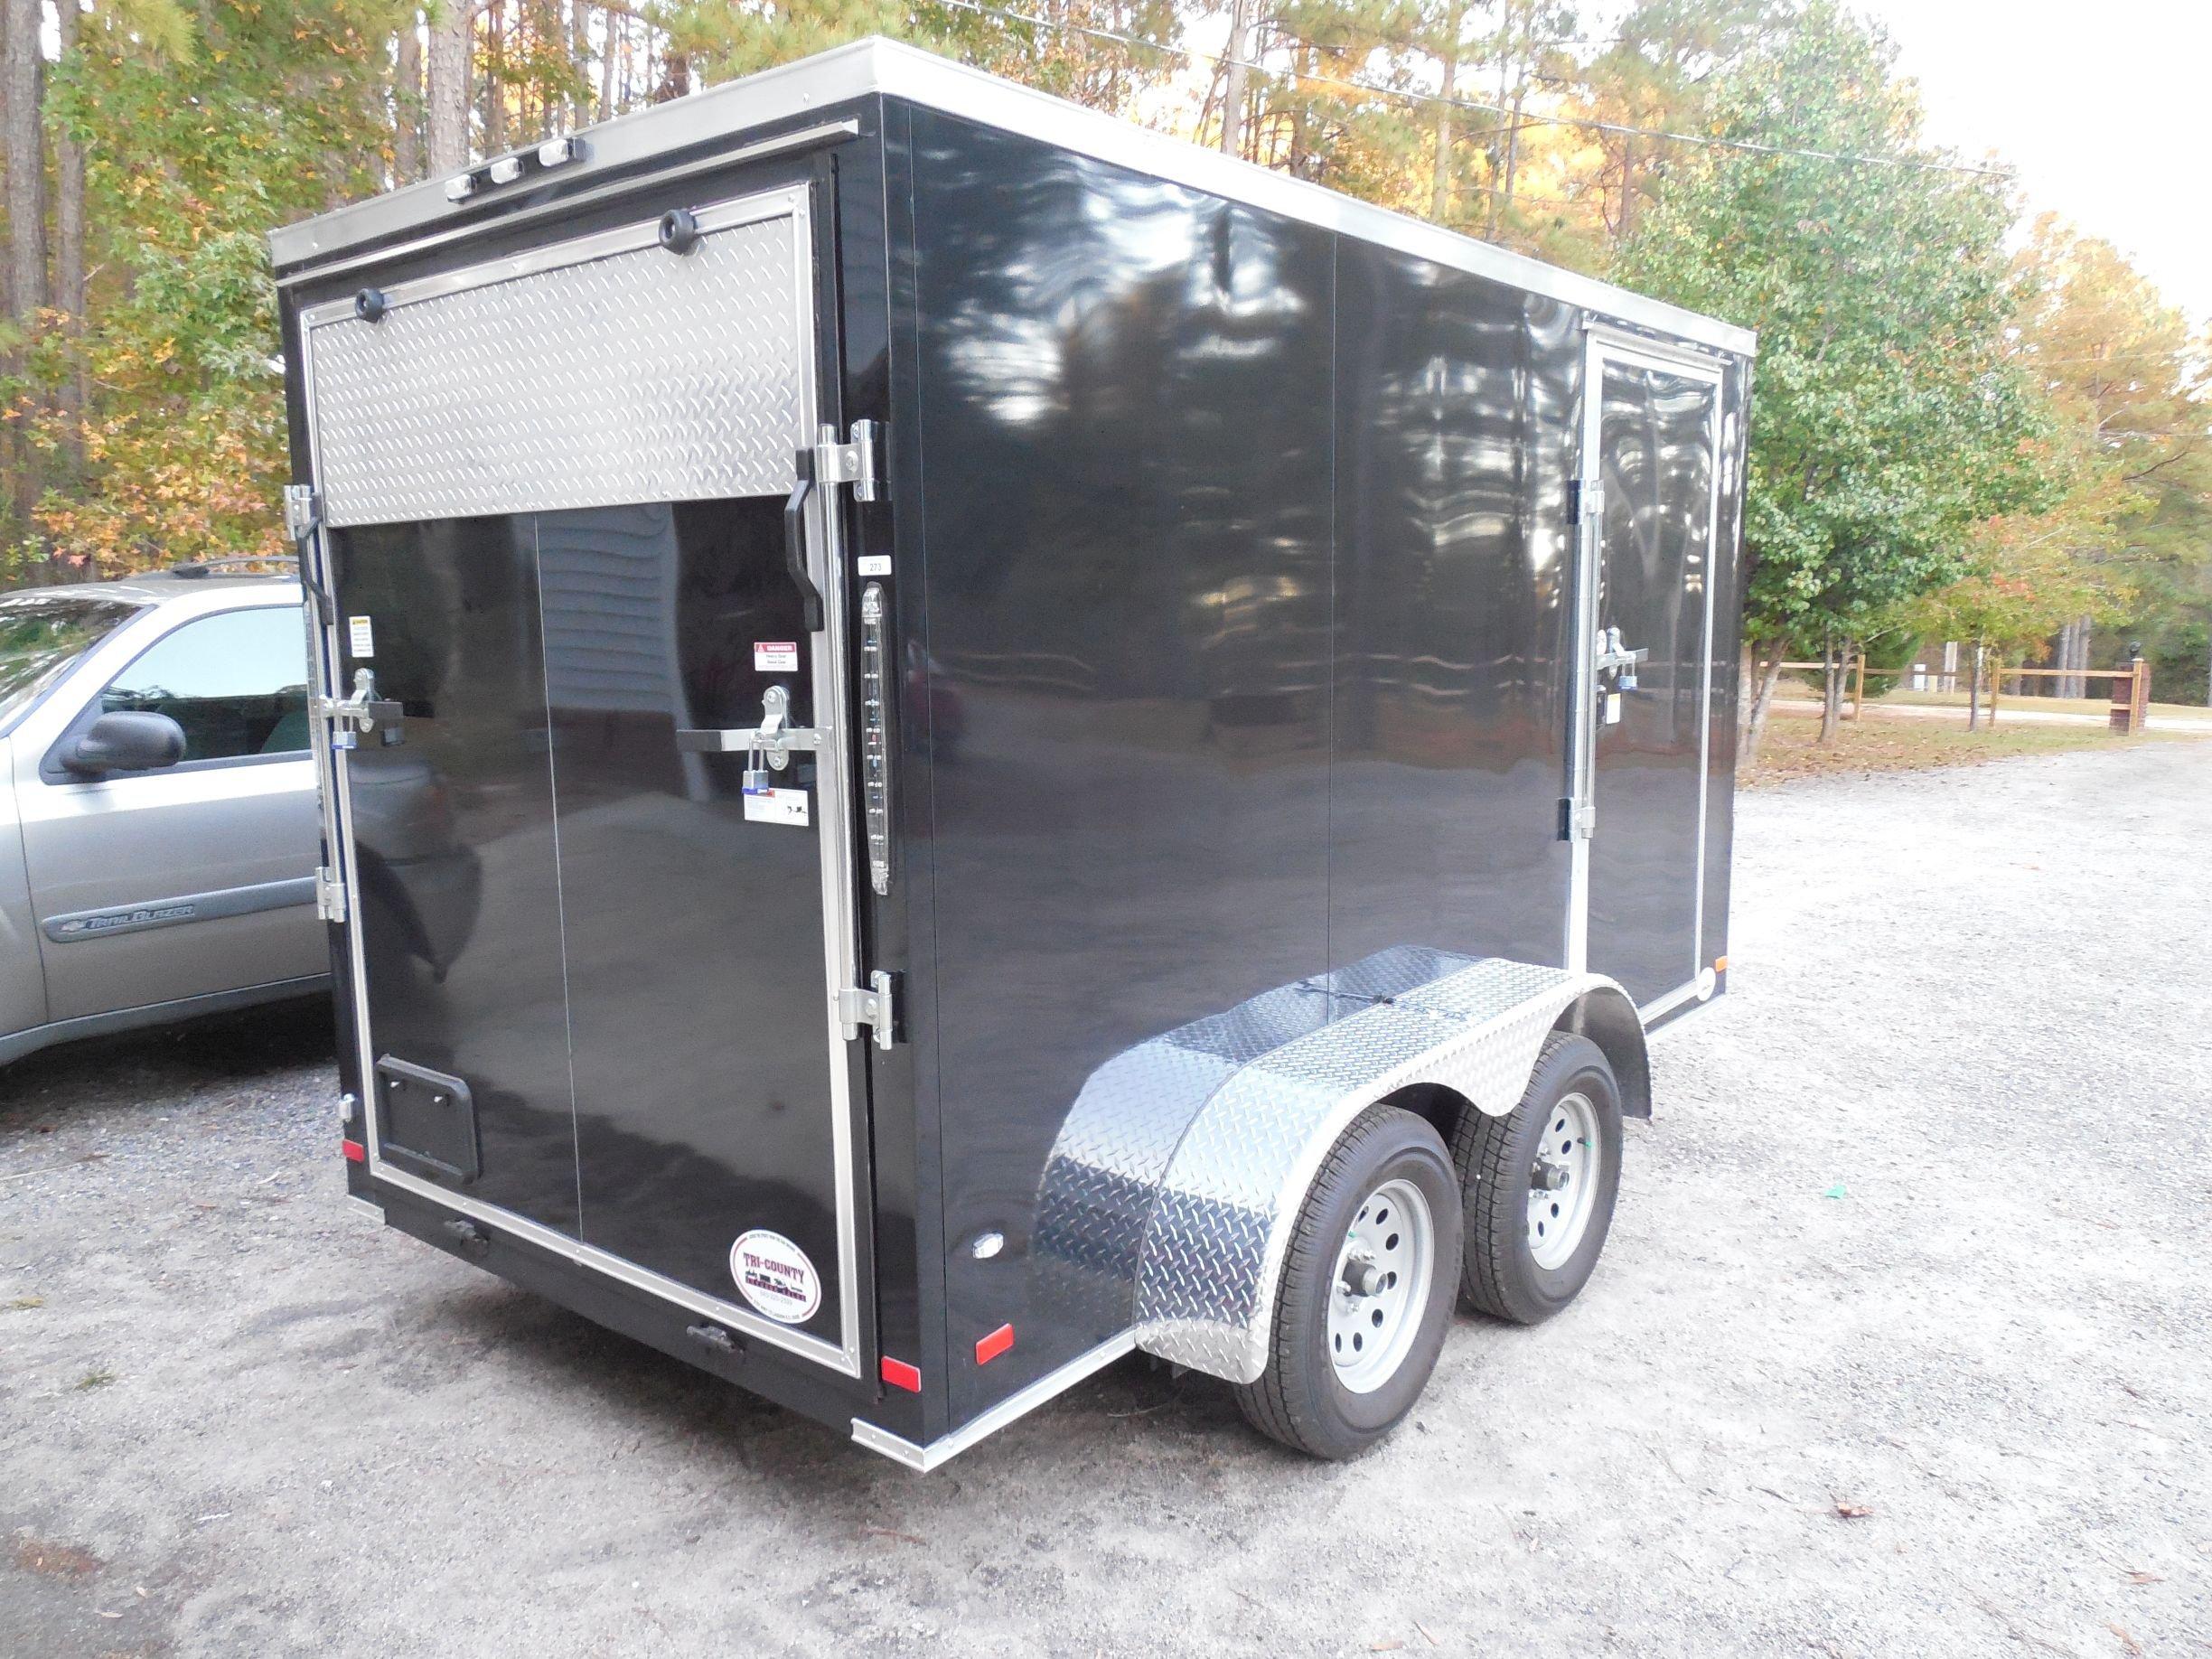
[63,710,188,774]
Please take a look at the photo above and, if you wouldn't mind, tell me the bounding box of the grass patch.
[6,1294,44,1311]
[73,1368,116,1391]
[1743,708,2209,786]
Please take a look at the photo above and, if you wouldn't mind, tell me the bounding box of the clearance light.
[880,1356,922,1392]
[976,1324,1015,1365]
[342,1138,366,1164]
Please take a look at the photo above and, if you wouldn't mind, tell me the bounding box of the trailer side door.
[1568,334,1726,1015]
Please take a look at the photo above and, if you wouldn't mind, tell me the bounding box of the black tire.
[1454,1031,1623,1326]
[1234,1105,1463,1460]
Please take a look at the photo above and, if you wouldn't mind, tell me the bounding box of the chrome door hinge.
[1559,798,1596,841]
[282,483,321,542]
[314,865,349,923]
[837,969,899,1050]
[813,419,884,502]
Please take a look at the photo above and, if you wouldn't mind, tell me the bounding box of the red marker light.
[976,1324,1014,1365]
[880,1356,922,1392]
[342,1138,366,1164]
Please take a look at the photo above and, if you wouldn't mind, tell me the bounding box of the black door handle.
[784,448,824,633]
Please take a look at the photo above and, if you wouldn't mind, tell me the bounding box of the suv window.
[100,606,310,764]
[0,593,145,735]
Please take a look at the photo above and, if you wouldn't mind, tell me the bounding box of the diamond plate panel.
[1027,946,1643,1386]
[306,212,808,528]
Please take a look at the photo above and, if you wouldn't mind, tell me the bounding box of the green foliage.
[24,0,408,576]
[1612,1,2065,653]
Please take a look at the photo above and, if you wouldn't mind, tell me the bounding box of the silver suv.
[0,567,327,1064]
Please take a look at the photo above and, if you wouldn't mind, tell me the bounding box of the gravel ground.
[4,740,2207,1658]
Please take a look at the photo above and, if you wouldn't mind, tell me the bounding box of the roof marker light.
[487,155,524,186]
[538,137,577,169]
[443,174,474,203]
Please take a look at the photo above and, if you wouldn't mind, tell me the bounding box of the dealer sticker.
[348,615,376,658]
[754,640,800,673]
[729,1229,821,1325]
[742,785,811,827]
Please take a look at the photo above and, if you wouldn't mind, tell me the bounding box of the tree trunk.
[569,0,589,130]
[54,0,85,481]
[1429,0,1462,223]
[1220,0,1250,160]
[426,1,472,174]
[1817,635,1842,746]
[1740,644,1787,767]
[480,3,505,155]
[1966,644,1983,732]
[1616,136,1636,239]
[5,0,49,530]
[395,14,424,183]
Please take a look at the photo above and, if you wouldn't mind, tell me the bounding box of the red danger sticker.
[729,1229,820,1325]
[754,641,800,673]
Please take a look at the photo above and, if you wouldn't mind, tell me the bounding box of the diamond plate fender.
[1030,947,1644,1385]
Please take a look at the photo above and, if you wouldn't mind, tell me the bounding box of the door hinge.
[282,483,321,542]
[1559,797,1596,841]
[837,969,899,1050]
[314,865,349,923]
[813,419,885,502]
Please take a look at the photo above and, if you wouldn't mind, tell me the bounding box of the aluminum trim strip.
[1636,978,1705,1023]
[848,1333,1139,1472]
[271,39,1755,358]
[41,875,317,943]
[370,1162,859,1373]
[276,121,859,291]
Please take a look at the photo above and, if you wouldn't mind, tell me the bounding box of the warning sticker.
[743,785,810,827]
[754,640,801,673]
[730,1229,821,1325]
[348,615,376,658]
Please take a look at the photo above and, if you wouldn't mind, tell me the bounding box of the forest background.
[3,0,2206,744]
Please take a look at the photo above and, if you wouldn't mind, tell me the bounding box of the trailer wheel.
[1455,1031,1623,1325]
[1234,1105,1462,1460]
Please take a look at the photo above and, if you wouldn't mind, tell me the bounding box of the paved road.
[4,743,2207,1656]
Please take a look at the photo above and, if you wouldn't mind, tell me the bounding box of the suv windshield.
[0,592,146,735]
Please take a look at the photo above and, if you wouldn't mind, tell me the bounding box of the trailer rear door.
[299,182,867,1378]
[1570,335,1726,1013]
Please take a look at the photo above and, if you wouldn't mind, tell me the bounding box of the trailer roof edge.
[269,36,1756,359]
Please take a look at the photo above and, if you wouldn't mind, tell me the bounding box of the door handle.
[784,449,824,633]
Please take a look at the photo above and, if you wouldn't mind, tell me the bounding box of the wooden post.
[2109,653,2142,734]
[1851,649,1866,721]
[1990,660,2000,726]
[2135,656,2151,732]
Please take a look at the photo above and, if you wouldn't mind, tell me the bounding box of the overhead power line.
[934,0,2017,181]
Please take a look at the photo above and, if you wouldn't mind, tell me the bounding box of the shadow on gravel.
[0,996,337,1123]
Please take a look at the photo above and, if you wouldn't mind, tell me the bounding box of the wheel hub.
[1526,1091,1601,1270]
[1328,1176,1435,1394]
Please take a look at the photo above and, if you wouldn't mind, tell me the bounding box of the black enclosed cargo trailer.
[274,38,1753,1467]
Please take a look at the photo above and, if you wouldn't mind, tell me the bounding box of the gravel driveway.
[4,741,2207,1657]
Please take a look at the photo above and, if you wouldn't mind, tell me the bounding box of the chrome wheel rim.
[1527,1091,1601,1270]
[1328,1176,1435,1394]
